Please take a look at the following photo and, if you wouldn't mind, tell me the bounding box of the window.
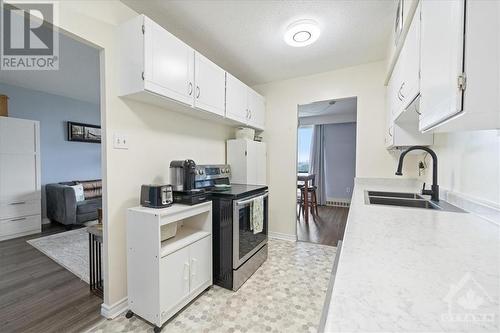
[297,126,313,173]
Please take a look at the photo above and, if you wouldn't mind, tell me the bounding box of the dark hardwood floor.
[297,205,349,247]
[0,223,103,333]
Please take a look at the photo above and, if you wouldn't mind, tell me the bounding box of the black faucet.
[395,146,439,202]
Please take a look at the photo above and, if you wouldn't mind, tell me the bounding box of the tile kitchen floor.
[88,239,336,333]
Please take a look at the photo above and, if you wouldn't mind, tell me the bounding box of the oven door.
[232,191,268,269]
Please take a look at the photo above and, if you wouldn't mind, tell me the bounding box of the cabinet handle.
[249,110,252,120]
[10,201,26,205]
[196,86,200,98]
[388,128,393,137]
[183,262,190,281]
[246,109,249,119]
[399,82,405,99]
[188,82,193,96]
[191,258,197,277]
[11,217,27,222]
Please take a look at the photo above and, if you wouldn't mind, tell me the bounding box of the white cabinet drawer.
[0,200,40,219]
[0,214,40,240]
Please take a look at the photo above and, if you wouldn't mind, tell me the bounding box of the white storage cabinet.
[126,202,213,331]
[226,73,266,131]
[227,139,266,185]
[419,0,500,132]
[0,117,41,240]
[118,15,225,119]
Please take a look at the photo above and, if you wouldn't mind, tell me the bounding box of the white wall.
[50,1,232,309]
[427,130,500,206]
[254,61,420,238]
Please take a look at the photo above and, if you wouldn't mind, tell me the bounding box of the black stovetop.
[208,184,268,199]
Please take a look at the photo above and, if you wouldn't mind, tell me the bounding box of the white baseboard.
[268,231,296,242]
[101,297,128,319]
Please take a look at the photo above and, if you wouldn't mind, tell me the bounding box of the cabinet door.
[419,0,465,131]
[246,141,258,185]
[159,246,190,313]
[0,154,38,201]
[144,17,195,106]
[391,57,404,121]
[226,73,249,124]
[193,53,226,116]
[255,142,267,186]
[0,118,37,154]
[247,89,265,130]
[189,236,211,292]
[400,4,421,110]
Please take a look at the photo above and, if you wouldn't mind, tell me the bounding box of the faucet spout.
[395,146,439,201]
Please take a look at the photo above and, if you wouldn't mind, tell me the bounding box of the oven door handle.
[235,192,268,206]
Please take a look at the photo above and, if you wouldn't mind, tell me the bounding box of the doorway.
[0,16,106,332]
[296,97,357,246]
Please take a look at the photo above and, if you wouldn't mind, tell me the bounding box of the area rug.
[27,227,90,283]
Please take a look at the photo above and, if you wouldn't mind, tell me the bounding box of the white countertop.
[324,178,500,332]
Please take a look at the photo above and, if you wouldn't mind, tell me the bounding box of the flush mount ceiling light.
[284,19,320,47]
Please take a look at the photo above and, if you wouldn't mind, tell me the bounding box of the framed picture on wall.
[67,121,101,143]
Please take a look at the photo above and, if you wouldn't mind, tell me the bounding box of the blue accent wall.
[0,83,101,217]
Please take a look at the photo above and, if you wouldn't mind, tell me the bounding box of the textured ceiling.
[299,97,357,117]
[122,0,396,86]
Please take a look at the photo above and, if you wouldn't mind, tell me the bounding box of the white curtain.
[309,125,326,205]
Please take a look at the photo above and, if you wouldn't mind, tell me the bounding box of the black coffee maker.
[169,159,197,192]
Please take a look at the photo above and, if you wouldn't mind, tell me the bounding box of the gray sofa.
[46,180,102,228]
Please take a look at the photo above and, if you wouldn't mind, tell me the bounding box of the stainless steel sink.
[365,191,466,213]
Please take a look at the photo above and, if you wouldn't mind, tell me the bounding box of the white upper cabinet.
[419,0,465,131]
[118,15,266,130]
[144,17,195,107]
[226,73,249,124]
[399,5,420,111]
[225,73,266,131]
[194,52,225,116]
[419,0,499,132]
[247,89,265,130]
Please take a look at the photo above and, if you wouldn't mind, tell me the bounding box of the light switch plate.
[113,133,129,149]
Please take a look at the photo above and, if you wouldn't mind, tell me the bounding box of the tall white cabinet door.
[400,3,421,110]
[144,17,195,106]
[226,73,249,123]
[189,236,212,292]
[0,154,38,201]
[194,52,225,116]
[246,141,258,185]
[419,0,465,131]
[159,247,190,313]
[247,89,265,130]
[0,117,36,154]
[255,142,267,186]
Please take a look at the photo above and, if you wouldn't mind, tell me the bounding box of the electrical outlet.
[113,133,129,149]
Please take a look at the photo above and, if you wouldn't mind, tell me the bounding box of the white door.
[400,4,421,110]
[159,246,190,313]
[189,236,211,292]
[144,17,195,106]
[247,89,265,130]
[0,154,38,201]
[194,52,225,116]
[225,73,249,123]
[0,118,36,154]
[419,0,465,131]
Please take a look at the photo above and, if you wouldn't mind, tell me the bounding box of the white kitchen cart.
[126,202,213,333]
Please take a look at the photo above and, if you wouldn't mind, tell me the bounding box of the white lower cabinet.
[127,202,213,329]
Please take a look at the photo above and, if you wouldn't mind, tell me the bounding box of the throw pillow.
[71,184,85,202]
